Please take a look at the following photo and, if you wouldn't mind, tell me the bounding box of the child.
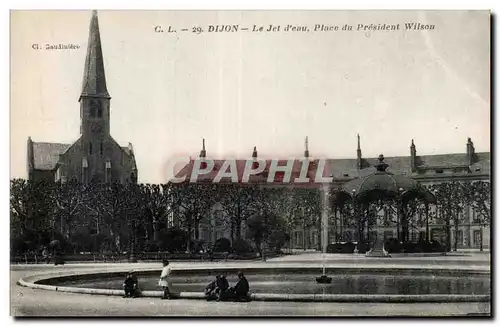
[123,272,138,298]
[158,259,171,299]
[204,275,219,301]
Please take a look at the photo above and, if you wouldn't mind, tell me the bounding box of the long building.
[173,136,490,251]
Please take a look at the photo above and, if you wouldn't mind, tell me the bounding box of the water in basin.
[51,272,490,295]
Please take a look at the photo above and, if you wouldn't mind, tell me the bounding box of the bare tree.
[463,180,491,251]
[172,182,217,252]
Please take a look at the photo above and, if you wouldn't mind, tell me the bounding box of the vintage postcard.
[10,10,490,317]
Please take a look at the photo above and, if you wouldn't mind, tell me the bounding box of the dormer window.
[436,169,444,174]
[343,173,349,177]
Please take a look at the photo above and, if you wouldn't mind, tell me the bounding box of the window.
[100,142,104,155]
[82,158,89,183]
[311,231,318,246]
[473,230,481,246]
[436,169,444,174]
[89,142,93,155]
[295,231,303,248]
[105,161,111,183]
[472,210,481,224]
[90,100,100,117]
[455,230,463,246]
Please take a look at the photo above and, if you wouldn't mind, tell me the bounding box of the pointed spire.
[199,138,206,158]
[252,146,258,158]
[410,139,417,172]
[356,134,362,169]
[304,136,310,158]
[79,10,110,101]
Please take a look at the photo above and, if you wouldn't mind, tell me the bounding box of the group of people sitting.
[122,259,250,302]
[204,271,250,302]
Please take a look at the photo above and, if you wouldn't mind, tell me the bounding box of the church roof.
[32,142,71,170]
[80,10,110,99]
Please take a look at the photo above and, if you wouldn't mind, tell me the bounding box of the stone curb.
[17,266,491,303]
[17,277,490,303]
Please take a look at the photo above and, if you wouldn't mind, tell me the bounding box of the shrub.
[384,238,401,253]
[326,242,356,253]
[232,237,253,254]
[384,239,445,253]
[191,240,205,253]
[356,241,372,254]
[160,228,188,253]
[213,237,231,253]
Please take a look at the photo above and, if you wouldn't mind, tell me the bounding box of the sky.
[10,10,490,184]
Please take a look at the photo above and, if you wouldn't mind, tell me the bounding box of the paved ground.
[11,252,491,317]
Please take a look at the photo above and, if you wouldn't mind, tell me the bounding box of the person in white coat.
[158,259,171,299]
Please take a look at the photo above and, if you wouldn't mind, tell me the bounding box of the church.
[27,11,138,184]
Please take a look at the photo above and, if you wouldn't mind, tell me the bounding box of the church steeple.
[80,10,110,101]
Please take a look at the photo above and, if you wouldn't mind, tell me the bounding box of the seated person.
[229,271,250,301]
[215,273,230,301]
[204,276,219,301]
[123,272,138,298]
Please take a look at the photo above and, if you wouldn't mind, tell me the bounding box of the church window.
[90,100,98,117]
[89,142,93,155]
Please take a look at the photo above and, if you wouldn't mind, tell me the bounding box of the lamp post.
[351,189,356,241]
[129,219,137,263]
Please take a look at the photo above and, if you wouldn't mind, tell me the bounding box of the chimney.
[252,146,258,158]
[199,138,206,158]
[466,137,475,165]
[304,136,310,158]
[410,139,417,172]
[356,134,362,169]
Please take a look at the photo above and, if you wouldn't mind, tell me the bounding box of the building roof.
[175,158,326,184]
[32,142,71,170]
[471,152,490,175]
[173,151,490,184]
[80,10,110,99]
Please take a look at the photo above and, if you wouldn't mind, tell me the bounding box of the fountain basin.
[17,265,490,303]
